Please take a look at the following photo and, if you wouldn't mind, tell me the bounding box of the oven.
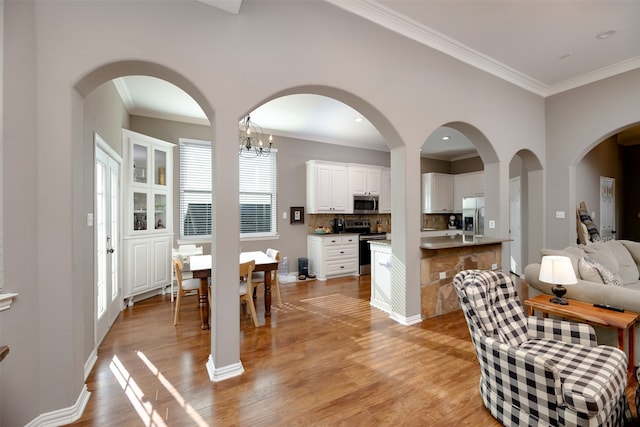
[358,233,387,275]
[344,219,386,275]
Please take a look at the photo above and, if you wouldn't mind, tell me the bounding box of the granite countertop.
[420,235,510,249]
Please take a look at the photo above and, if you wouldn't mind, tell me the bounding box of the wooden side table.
[525,294,639,374]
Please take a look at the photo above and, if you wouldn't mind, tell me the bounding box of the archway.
[508,149,543,273]
[75,61,215,374]
[573,122,640,242]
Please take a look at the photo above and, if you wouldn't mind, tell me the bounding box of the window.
[179,139,212,238]
[239,150,278,238]
[179,139,278,239]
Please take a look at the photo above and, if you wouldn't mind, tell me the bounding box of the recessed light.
[442,136,451,141]
[596,30,616,40]
[354,117,364,123]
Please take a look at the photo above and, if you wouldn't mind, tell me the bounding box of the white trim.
[327,0,640,97]
[206,355,244,382]
[0,292,17,311]
[26,385,91,427]
[84,348,98,382]
[94,132,123,164]
[112,78,135,112]
[389,313,423,326]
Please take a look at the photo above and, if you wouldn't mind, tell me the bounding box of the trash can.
[298,257,309,277]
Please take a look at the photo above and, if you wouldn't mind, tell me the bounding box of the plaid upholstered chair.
[454,270,630,426]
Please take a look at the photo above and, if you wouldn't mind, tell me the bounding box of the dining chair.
[171,245,203,302]
[252,248,282,307]
[240,259,259,327]
[172,257,201,326]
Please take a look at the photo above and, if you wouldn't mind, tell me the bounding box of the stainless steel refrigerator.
[462,196,485,237]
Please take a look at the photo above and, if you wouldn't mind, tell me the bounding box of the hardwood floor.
[68,275,637,426]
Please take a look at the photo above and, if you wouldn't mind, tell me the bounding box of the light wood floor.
[68,275,637,426]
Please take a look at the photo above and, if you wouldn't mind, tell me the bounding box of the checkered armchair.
[454,270,629,426]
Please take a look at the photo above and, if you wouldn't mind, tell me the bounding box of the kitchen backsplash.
[308,214,392,234]
[422,213,462,230]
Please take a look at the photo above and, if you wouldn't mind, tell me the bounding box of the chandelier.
[239,115,273,156]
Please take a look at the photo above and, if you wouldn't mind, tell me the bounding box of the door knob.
[108,248,115,254]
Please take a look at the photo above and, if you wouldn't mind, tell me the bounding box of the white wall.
[2,0,546,424]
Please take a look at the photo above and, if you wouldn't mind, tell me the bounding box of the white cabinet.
[370,241,392,314]
[122,129,175,304]
[421,173,453,213]
[307,234,359,280]
[306,160,350,213]
[348,164,381,196]
[379,168,391,213]
[453,171,484,212]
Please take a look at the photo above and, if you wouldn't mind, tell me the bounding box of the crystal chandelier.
[239,115,273,156]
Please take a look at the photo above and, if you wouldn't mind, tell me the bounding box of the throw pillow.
[577,203,601,242]
[605,240,639,285]
[583,241,620,277]
[579,256,622,286]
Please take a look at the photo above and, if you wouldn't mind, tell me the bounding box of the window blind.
[179,139,212,238]
[239,150,277,237]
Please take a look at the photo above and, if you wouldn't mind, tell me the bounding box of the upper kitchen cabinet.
[379,168,391,213]
[348,164,381,196]
[453,171,484,212]
[306,160,350,213]
[422,172,453,213]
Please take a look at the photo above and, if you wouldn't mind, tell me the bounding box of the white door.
[600,177,615,241]
[95,140,122,345]
[509,177,522,276]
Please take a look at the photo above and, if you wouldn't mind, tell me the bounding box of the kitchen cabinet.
[122,129,175,305]
[369,241,392,314]
[453,171,484,212]
[379,168,391,213]
[348,164,381,196]
[306,160,350,213]
[421,173,453,213]
[307,234,358,280]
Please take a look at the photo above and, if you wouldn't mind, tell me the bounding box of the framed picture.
[290,206,304,224]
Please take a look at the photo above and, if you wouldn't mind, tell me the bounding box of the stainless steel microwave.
[353,195,379,214]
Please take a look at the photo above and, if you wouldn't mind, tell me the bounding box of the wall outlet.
[439,271,446,279]
[87,213,94,227]
[555,211,565,219]
[489,220,495,229]
[491,263,497,270]
[283,211,288,219]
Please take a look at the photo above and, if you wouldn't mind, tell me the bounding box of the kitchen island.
[420,235,509,319]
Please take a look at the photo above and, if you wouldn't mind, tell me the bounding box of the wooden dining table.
[189,251,279,330]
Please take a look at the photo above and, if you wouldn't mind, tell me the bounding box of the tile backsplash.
[308,214,392,234]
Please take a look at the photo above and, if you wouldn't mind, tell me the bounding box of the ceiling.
[113,0,640,160]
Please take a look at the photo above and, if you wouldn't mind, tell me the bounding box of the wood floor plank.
[67,275,636,426]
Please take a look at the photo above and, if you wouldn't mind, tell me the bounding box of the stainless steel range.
[344,219,386,275]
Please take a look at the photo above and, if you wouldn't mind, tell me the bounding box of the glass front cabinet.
[122,129,175,305]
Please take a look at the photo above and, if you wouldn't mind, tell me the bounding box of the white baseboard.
[389,312,423,326]
[206,354,244,382]
[26,384,91,427]
[84,348,98,381]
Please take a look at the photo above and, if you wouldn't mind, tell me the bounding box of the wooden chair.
[173,257,201,326]
[240,260,259,327]
[171,245,203,302]
[252,248,282,307]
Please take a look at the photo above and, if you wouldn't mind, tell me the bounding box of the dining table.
[189,251,279,330]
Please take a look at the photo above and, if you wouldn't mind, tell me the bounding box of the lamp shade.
[539,255,578,285]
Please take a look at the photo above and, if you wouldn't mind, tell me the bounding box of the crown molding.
[545,56,640,96]
[326,0,548,96]
[112,77,135,111]
[326,0,640,98]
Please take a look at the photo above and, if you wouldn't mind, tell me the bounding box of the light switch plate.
[555,211,565,219]
[87,213,94,227]
[489,220,495,229]
[439,272,446,279]
[283,211,288,219]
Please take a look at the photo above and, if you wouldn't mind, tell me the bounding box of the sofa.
[524,239,640,365]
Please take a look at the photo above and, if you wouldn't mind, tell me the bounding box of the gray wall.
[3,0,551,423]
[129,115,390,266]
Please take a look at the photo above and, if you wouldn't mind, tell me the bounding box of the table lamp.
[539,255,577,305]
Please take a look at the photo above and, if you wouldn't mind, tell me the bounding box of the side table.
[525,294,639,374]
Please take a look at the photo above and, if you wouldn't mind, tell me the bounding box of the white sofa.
[524,239,640,365]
